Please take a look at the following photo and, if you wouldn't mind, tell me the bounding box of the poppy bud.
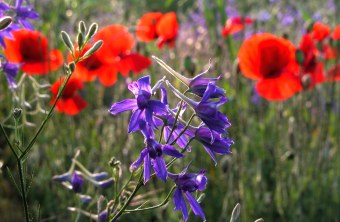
[68,62,75,73]
[295,49,305,65]
[61,31,74,54]
[0,16,12,31]
[87,23,98,39]
[306,21,315,33]
[78,21,86,35]
[301,74,311,89]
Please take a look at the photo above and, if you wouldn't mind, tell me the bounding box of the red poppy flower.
[238,33,301,100]
[3,29,63,75]
[332,25,340,40]
[136,12,163,42]
[50,77,87,115]
[222,17,254,37]
[156,12,178,48]
[311,22,330,41]
[298,34,325,87]
[328,65,340,81]
[323,44,337,60]
[68,44,115,83]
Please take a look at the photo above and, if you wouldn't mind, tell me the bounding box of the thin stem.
[124,186,176,213]
[18,160,29,222]
[170,113,196,145]
[166,100,184,144]
[111,170,144,221]
[20,73,73,160]
[158,124,165,143]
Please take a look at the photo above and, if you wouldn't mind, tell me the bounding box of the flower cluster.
[238,22,340,101]
[109,56,233,221]
[136,12,178,48]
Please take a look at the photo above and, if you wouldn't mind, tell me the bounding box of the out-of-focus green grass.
[0,0,339,221]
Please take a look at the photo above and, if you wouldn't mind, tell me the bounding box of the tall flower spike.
[166,80,231,142]
[153,56,225,98]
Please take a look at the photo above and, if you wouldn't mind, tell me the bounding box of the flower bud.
[13,108,22,120]
[0,16,12,31]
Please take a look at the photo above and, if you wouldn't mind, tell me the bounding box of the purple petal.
[160,86,168,105]
[128,109,144,133]
[137,76,152,93]
[174,188,188,221]
[203,145,217,165]
[109,99,137,115]
[162,144,184,158]
[152,156,167,182]
[131,148,148,169]
[149,100,166,114]
[143,154,151,184]
[128,81,139,95]
[184,191,206,221]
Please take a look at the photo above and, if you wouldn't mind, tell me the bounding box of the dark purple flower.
[194,127,233,164]
[1,58,20,90]
[71,172,84,193]
[169,166,207,221]
[153,56,225,98]
[131,126,184,183]
[167,81,231,141]
[109,76,166,133]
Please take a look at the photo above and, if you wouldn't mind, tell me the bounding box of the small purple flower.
[169,166,207,221]
[167,81,231,141]
[153,56,225,98]
[109,76,166,133]
[71,172,84,193]
[1,58,20,90]
[131,124,184,183]
[194,127,233,164]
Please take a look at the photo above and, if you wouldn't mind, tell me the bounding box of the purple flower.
[153,56,225,98]
[71,172,84,193]
[13,0,39,30]
[131,125,184,183]
[194,127,233,164]
[167,81,231,141]
[109,76,166,133]
[1,58,20,90]
[169,166,207,221]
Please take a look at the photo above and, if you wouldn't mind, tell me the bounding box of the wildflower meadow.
[0,0,339,221]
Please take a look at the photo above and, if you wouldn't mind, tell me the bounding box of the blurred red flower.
[136,12,163,42]
[298,34,325,88]
[136,12,178,48]
[311,22,330,41]
[222,17,253,37]
[238,33,301,100]
[71,25,151,86]
[3,29,63,75]
[332,25,340,40]
[328,65,340,81]
[50,77,87,115]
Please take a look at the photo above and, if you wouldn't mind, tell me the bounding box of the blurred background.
[0,0,339,221]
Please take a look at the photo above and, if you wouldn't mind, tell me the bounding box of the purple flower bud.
[71,172,84,193]
[52,172,70,182]
[78,194,92,204]
[95,178,114,189]
[92,172,109,181]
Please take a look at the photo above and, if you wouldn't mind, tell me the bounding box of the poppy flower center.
[20,39,47,62]
[81,55,103,71]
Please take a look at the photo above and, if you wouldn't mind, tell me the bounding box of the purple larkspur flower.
[194,127,233,164]
[153,56,225,98]
[131,123,184,183]
[157,87,194,148]
[109,76,166,133]
[71,172,84,193]
[13,0,39,30]
[169,165,207,221]
[1,57,20,90]
[167,81,231,141]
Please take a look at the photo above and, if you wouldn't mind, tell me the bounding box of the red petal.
[94,25,135,61]
[328,65,340,81]
[55,95,87,115]
[256,71,302,100]
[156,12,178,42]
[311,22,331,41]
[136,12,163,42]
[332,25,340,40]
[118,53,151,76]
[97,65,119,86]
[222,17,253,37]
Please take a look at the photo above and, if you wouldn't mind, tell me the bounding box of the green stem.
[124,186,176,213]
[166,100,184,144]
[18,160,29,222]
[170,113,196,145]
[111,169,144,221]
